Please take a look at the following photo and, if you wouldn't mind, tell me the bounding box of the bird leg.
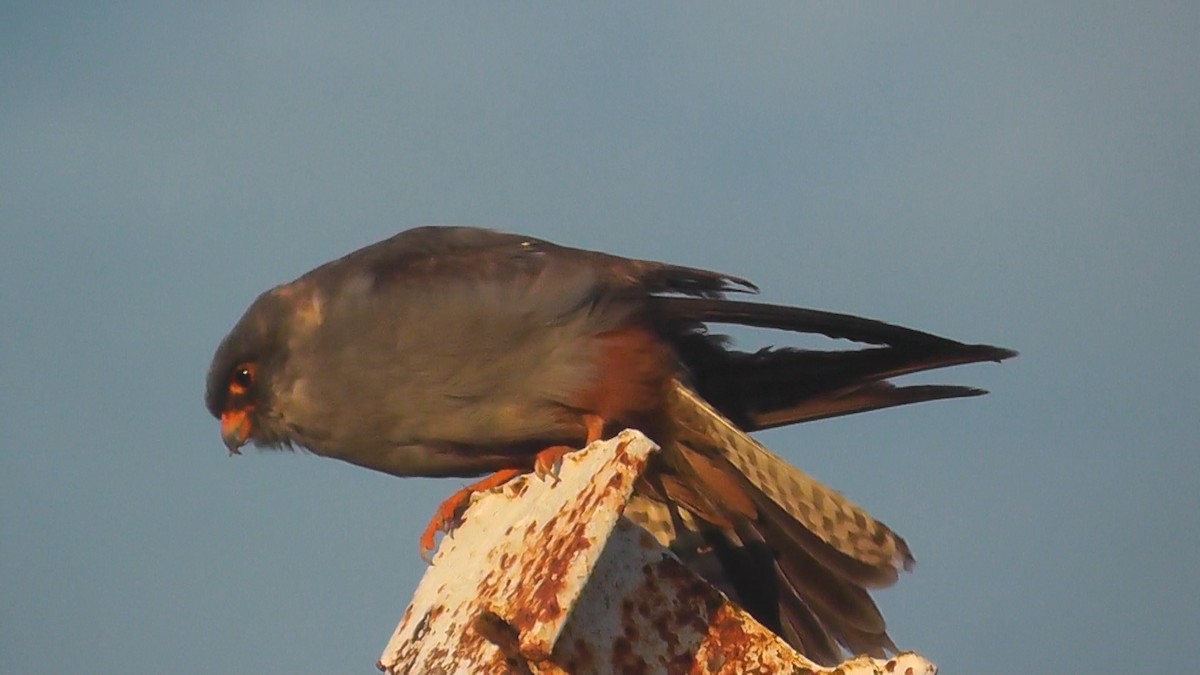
[421,415,610,560]
[584,413,606,445]
[420,468,522,561]
[532,414,608,481]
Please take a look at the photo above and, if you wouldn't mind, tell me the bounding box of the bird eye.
[229,363,256,395]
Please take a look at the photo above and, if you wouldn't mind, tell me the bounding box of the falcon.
[205,226,1014,664]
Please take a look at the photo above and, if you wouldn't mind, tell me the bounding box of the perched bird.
[205,226,1014,664]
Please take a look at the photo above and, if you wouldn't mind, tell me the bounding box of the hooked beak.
[220,409,253,455]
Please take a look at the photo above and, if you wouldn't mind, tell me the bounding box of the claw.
[415,414,610,561]
[533,445,572,484]
[418,492,459,562]
[418,468,522,562]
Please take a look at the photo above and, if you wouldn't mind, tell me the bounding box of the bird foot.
[419,468,522,562]
[418,415,610,561]
[533,445,573,483]
[531,415,609,483]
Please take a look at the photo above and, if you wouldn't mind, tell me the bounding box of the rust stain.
[382,434,676,674]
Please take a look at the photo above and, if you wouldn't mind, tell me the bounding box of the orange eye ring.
[228,362,256,396]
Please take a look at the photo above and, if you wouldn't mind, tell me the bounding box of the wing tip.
[973,344,1019,362]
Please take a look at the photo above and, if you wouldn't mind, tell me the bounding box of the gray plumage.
[206,225,1015,664]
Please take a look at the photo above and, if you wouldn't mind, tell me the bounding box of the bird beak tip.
[219,410,252,456]
[222,430,247,456]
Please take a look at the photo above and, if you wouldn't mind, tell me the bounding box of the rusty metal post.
[378,430,936,675]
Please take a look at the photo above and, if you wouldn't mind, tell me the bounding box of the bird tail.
[623,382,917,663]
[624,297,1015,662]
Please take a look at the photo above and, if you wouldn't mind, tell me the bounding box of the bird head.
[205,290,294,454]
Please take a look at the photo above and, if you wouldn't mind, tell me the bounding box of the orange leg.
[421,415,611,560]
[584,413,606,445]
[532,414,609,481]
[420,468,522,561]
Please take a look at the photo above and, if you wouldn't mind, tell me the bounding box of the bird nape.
[205,225,1015,664]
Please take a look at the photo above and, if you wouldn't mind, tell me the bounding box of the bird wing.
[296,225,756,299]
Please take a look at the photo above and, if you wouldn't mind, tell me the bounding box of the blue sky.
[2,4,1197,673]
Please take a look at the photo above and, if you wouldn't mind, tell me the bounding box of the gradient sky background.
[3,4,1197,673]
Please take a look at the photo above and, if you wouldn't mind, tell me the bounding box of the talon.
[418,468,522,562]
[419,534,438,564]
[533,445,572,483]
[419,491,466,562]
